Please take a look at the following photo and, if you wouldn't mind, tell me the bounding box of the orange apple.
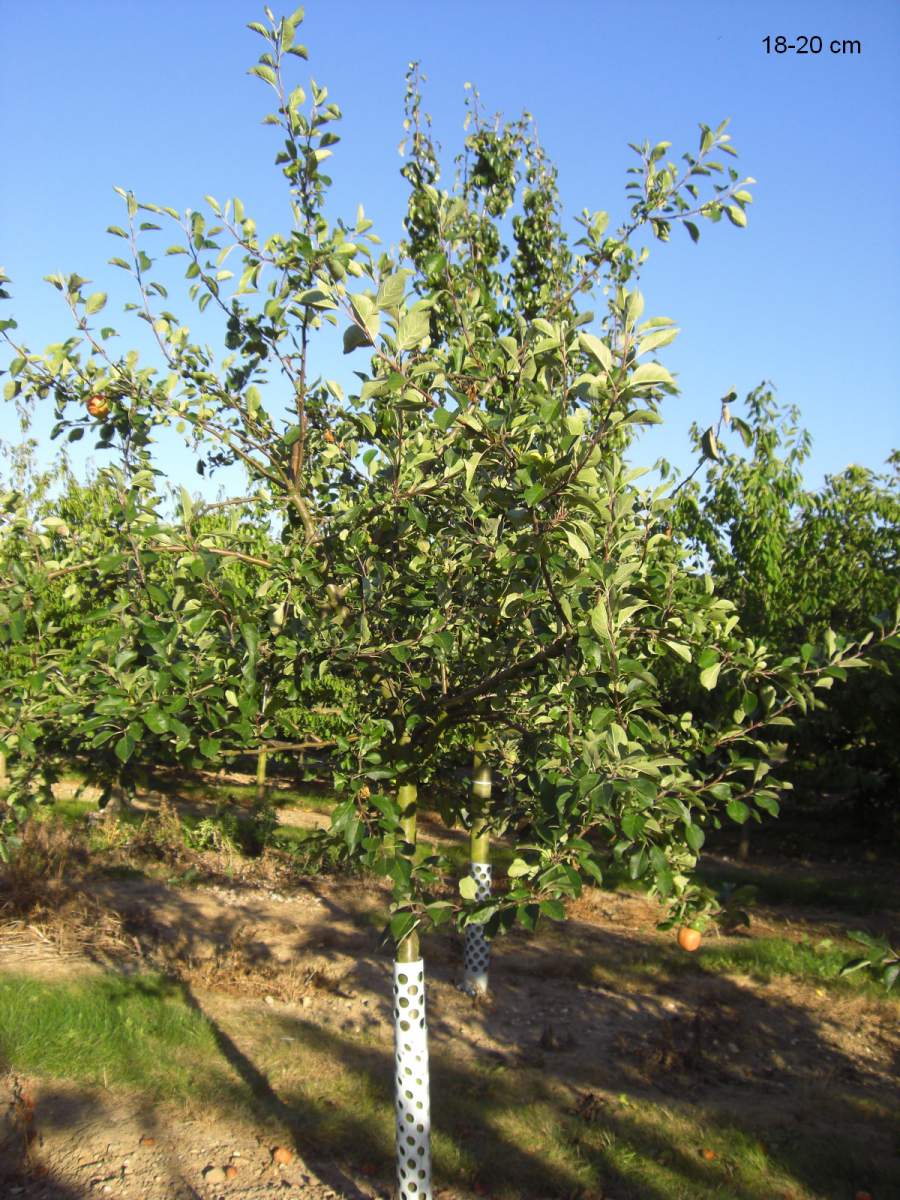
[677,926,702,952]
[85,394,110,418]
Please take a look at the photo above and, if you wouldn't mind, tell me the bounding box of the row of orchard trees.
[1,11,896,1197]
[675,394,900,831]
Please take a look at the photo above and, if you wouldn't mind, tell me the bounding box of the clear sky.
[2,0,898,498]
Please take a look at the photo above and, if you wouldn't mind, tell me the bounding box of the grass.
[693,933,892,991]
[52,797,98,824]
[0,972,227,1101]
[270,823,318,849]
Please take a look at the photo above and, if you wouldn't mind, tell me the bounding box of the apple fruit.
[85,394,110,419]
[677,926,702,952]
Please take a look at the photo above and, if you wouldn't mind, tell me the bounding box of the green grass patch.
[176,779,336,812]
[50,797,98,824]
[270,823,320,849]
[0,972,230,1100]
[695,934,897,997]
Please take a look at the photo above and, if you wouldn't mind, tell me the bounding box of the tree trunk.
[738,821,751,861]
[393,780,432,1200]
[463,741,492,996]
[256,747,268,805]
[0,751,7,789]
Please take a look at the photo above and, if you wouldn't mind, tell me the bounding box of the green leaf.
[142,709,169,734]
[397,308,430,351]
[376,271,410,310]
[241,622,259,662]
[685,823,705,852]
[114,735,134,764]
[699,661,721,690]
[179,486,193,524]
[726,205,747,228]
[590,603,609,638]
[507,858,532,879]
[755,793,780,817]
[343,324,372,354]
[389,912,419,945]
[630,362,674,387]
[578,332,612,372]
[565,529,591,559]
[637,327,678,355]
[425,901,453,928]
[459,875,478,900]
[249,64,277,85]
[85,292,107,315]
[663,639,691,663]
[464,452,483,493]
[539,899,566,921]
[726,800,750,824]
[701,426,721,461]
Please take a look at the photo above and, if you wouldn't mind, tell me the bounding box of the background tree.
[675,389,900,845]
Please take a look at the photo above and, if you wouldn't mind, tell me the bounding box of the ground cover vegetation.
[1,8,898,1198]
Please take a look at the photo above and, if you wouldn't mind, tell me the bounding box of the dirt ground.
[1,846,898,1200]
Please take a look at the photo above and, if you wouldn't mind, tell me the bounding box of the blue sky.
[2,0,898,499]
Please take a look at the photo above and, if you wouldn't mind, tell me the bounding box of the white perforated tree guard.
[462,861,492,995]
[393,959,432,1200]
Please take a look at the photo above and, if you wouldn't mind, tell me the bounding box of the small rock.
[265,995,276,1006]
[203,1165,227,1183]
[301,996,311,1008]
[225,1165,238,1180]
[139,1136,157,1148]
[272,1146,293,1166]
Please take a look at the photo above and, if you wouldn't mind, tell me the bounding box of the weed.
[130,799,188,858]
[0,819,88,914]
[186,813,239,855]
